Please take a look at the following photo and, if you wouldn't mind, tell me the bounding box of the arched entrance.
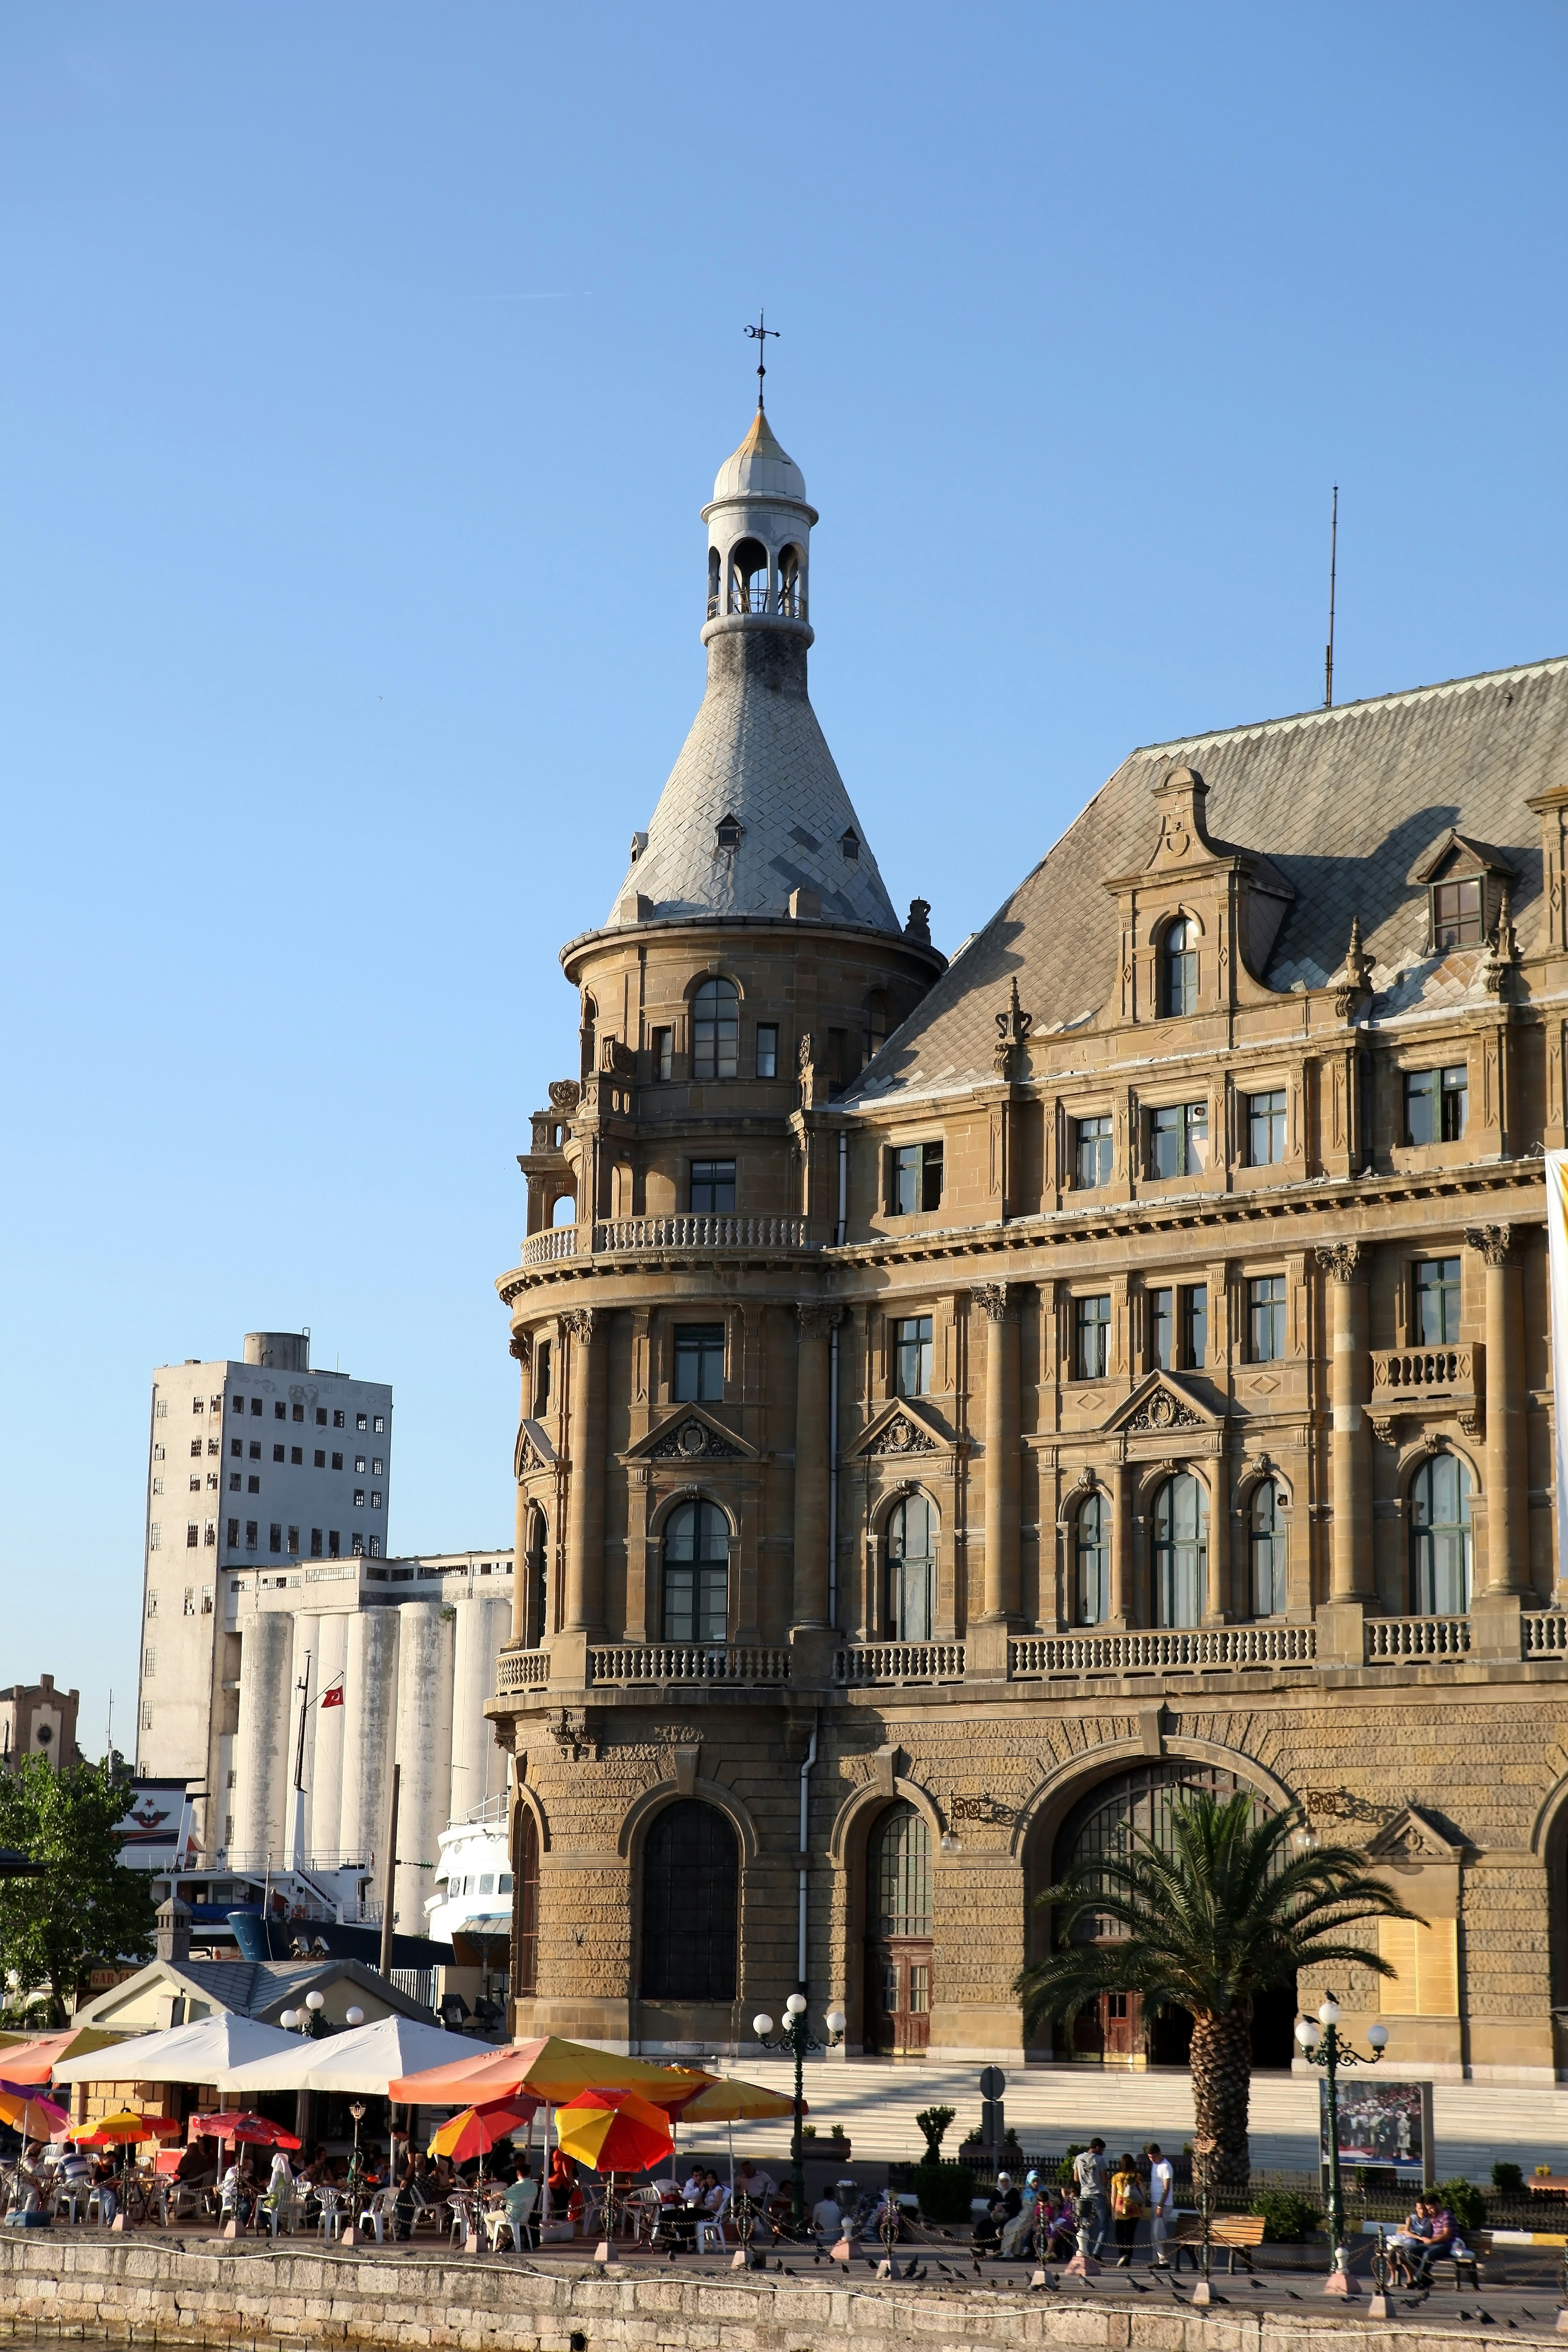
[1033,1762,1295,2069]
[864,1801,933,2055]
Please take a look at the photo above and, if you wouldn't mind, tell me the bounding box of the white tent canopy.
[52,2013,301,2085]
[216,2014,468,2096]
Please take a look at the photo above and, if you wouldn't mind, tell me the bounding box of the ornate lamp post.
[752,1997,846,2228]
[1296,1993,1388,2280]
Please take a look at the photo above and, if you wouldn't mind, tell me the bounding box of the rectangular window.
[288,1445,300,1465]
[189,1473,201,1492]
[141,1701,153,1732]
[328,1530,341,1559]
[287,1526,299,1555]
[316,1407,328,1426]
[1405,1063,1468,1145]
[152,1475,165,1496]
[1149,1100,1209,1179]
[534,1339,552,1415]
[314,1449,326,1468]
[209,1393,222,1412]
[1378,1917,1459,2016]
[370,1491,382,1510]
[155,1398,167,1420]
[1183,1286,1207,1368]
[207,1437,219,1456]
[1075,1294,1112,1380]
[650,1025,674,1080]
[250,1397,263,1416]
[1415,1256,1463,1344]
[893,1314,934,1398]
[245,1521,258,1551]
[204,1519,216,1546]
[1075,1114,1114,1189]
[230,1439,242,1458]
[1249,1274,1287,1362]
[182,1587,195,1616]
[1149,1287,1174,1371]
[146,1590,159,1617]
[673,1324,726,1402]
[273,1443,285,1463]
[268,1523,282,1554]
[372,1457,383,1476]
[1247,1088,1287,1166]
[889,1140,943,1215]
[755,1022,779,1079]
[310,1528,323,1558]
[193,1398,204,1415]
[689,1158,736,1212]
[201,1583,213,1614]
[355,1454,366,1474]
[274,1401,286,1420]
[232,1396,245,1415]
[826,1027,849,1098]
[1432,878,1482,951]
[331,1451,343,1470]
[354,1490,365,1508]
[190,1439,203,1459]
[152,1443,165,1461]
[186,1521,199,1548]
[290,1402,302,1422]
[356,1412,368,1431]
[226,1519,239,1547]
[352,1532,365,1557]
[373,1415,384,1433]
[247,1474,260,1494]
[333,1409,344,1428]
[249,1441,261,1460]
[369,1535,381,1557]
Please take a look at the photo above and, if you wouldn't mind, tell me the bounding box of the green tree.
[0,1757,156,2024]
[1015,1788,1421,2187]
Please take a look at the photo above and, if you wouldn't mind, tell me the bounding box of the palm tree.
[1015,1788,1422,2187]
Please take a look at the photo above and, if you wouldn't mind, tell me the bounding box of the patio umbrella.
[53,2013,301,2085]
[662,2075,796,2123]
[0,2027,129,2083]
[386,2033,704,2109]
[554,2088,673,2176]
[0,2082,70,2139]
[428,2097,539,2163]
[216,2014,463,2096]
[74,2110,181,2145]
[186,2112,302,2147]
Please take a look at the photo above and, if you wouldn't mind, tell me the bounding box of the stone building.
[0,1675,80,1771]
[489,395,1568,2084]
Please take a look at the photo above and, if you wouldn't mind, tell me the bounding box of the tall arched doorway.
[640,1800,738,2002]
[512,1803,540,1998]
[864,1801,933,2055]
[1031,1762,1294,2069]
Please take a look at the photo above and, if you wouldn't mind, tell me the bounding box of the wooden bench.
[1169,2213,1267,2274]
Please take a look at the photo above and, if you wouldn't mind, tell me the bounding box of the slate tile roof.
[848,655,1568,1108]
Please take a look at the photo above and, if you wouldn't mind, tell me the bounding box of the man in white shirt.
[1144,2145,1174,2267]
[1072,2140,1109,2258]
[810,2187,844,2242]
[734,2159,776,2207]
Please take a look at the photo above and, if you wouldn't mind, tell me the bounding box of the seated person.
[683,2166,708,2204]
[1000,2172,1043,2259]
[810,2186,844,2244]
[1414,2203,1460,2283]
[1387,2201,1434,2279]
[497,2167,539,2241]
[972,2173,1020,2254]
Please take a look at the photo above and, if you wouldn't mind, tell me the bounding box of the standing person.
[1144,2144,1174,2268]
[1109,2153,1145,2265]
[1072,2140,1109,2258]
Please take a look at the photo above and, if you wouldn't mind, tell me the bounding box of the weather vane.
[744,310,779,410]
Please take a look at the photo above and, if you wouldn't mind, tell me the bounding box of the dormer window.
[840,827,860,862]
[1161,918,1198,1017]
[715,814,744,852]
[1432,877,1482,949]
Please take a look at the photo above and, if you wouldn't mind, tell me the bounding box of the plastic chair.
[695,2215,725,2253]
[356,2187,393,2245]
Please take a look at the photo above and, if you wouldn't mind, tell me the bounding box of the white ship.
[425,1794,513,1948]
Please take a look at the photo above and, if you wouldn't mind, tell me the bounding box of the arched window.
[886,1493,935,1640]
[727,537,770,615]
[1411,1452,1472,1615]
[692,977,739,1080]
[550,1193,577,1228]
[778,544,804,617]
[1250,1481,1286,1617]
[707,547,721,619]
[1153,1472,1207,1627]
[661,1499,729,1643]
[641,1800,737,2000]
[1076,1492,1110,1625]
[1161,918,1198,1018]
[512,1802,540,1996]
[524,1506,549,1645]
[871,1802,932,1935]
[863,988,888,1065]
[865,1802,933,2054]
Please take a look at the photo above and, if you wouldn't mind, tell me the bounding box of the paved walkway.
[712,2058,1568,2179]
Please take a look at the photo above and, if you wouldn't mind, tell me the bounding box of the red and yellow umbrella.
[74,2110,182,2146]
[0,2081,70,2140]
[553,2087,673,2176]
[186,2112,301,2148]
[428,2097,539,2164]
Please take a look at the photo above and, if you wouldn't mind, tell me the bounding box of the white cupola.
[701,408,818,629]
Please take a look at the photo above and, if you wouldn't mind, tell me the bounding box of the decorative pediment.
[514,1418,558,1479]
[1364,1803,1464,1864]
[625,1405,755,1465]
[1407,829,1519,888]
[1103,1371,1219,1437]
[845,1399,949,1461]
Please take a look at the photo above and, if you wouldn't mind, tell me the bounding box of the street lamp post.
[1296,1992,1388,2279]
[752,1997,846,2230]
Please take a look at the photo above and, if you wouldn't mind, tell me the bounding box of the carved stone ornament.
[949,1792,1017,1826]
[1465,1222,1514,1267]
[872,1412,938,1457]
[971,1281,1017,1325]
[1124,1386,1203,1434]
[548,1080,582,1114]
[1482,884,1522,998]
[1334,913,1375,1018]
[649,1417,743,1463]
[1315,1241,1362,1283]
[560,1307,598,1345]
[798,1303,845,1340]
[993,978,1034,1077]
[549,1708,600,1764]
[599,1036,637,1079]
[509,1331,530,1363]
[1364,1802,1464,1864]
[797,1031,815,1073]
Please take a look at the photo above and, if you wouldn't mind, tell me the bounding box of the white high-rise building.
[138,1331,394,1818]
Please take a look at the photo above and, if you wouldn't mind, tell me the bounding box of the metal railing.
[496,1647,550,1692]
[833,1642,967,1686]
[587,1644,791,1685]
[517,1215,811,1267]
[1008,1624,1318,1677]
[1364,1613,1471,1659]
[1525,1611,1568,1655]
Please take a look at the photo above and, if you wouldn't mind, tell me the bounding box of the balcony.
[587,1644,791,1686]
[1008,1625,1316,1679]
[517,1215,811,1270]
[496,1647,550,1692]
[835,1642,967,1686]
[1369,1342,1483,1435]
[1364,1614,1470,1660]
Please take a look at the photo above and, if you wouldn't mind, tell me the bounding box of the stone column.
[1468,1223,1528,1599]
[510,1340,531,1646]
[1205,1462,1229,1624]
[561,1308,606,1639]
[1317,1242,1373,1602]
[1111,1455,1135,1627]
[973,1283,1021,1622]
[791,1305,840,1631]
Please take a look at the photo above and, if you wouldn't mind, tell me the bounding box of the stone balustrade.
[517,1214,810,1267]
[1525,1610,1568,1655]
[496,1646,550,1692]
[1369,1341,1483,1413]
[1008,1624,1317,1677]
[1364,1613,1471,1659]
[833,1642,967,1685]
[586,1643,791,1685]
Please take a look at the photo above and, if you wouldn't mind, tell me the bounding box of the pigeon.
[1285,2289,1302,2301]
[1478,2314,1497,2327]
[1249,2278,1265,2290]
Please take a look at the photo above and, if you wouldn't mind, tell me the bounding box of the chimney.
[155,1898,192,1964]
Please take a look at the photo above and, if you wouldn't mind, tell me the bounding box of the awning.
[53,2014,302,2085]
[216,2014,468,2096]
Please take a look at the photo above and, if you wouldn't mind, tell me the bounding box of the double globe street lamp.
[1296,1993,1388,2279]
[753,1996,846,2228]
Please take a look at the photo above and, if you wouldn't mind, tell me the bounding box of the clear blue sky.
[3,3,1564,1755]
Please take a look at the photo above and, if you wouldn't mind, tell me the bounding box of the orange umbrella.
[0,2027,126,2084]
[661,2074,797,2123]
[553,2087,673,2176]
[74,2109,181,2145]
[388,2033,708,2109]
[428,2097,539,2163]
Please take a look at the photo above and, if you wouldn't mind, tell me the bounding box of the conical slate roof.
[607,630,901,931]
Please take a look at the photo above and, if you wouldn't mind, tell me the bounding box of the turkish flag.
[321,1682,344,1709]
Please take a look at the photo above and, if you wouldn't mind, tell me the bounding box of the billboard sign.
[1319,2078,1433,2183]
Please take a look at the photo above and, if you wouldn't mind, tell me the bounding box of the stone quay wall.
[0,2238,1550,2352]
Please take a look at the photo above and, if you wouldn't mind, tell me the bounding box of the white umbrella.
[214,2014,467,2095]
[53,2013,301,2085]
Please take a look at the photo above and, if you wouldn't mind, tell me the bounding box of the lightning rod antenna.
[1324,484,1339,708]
